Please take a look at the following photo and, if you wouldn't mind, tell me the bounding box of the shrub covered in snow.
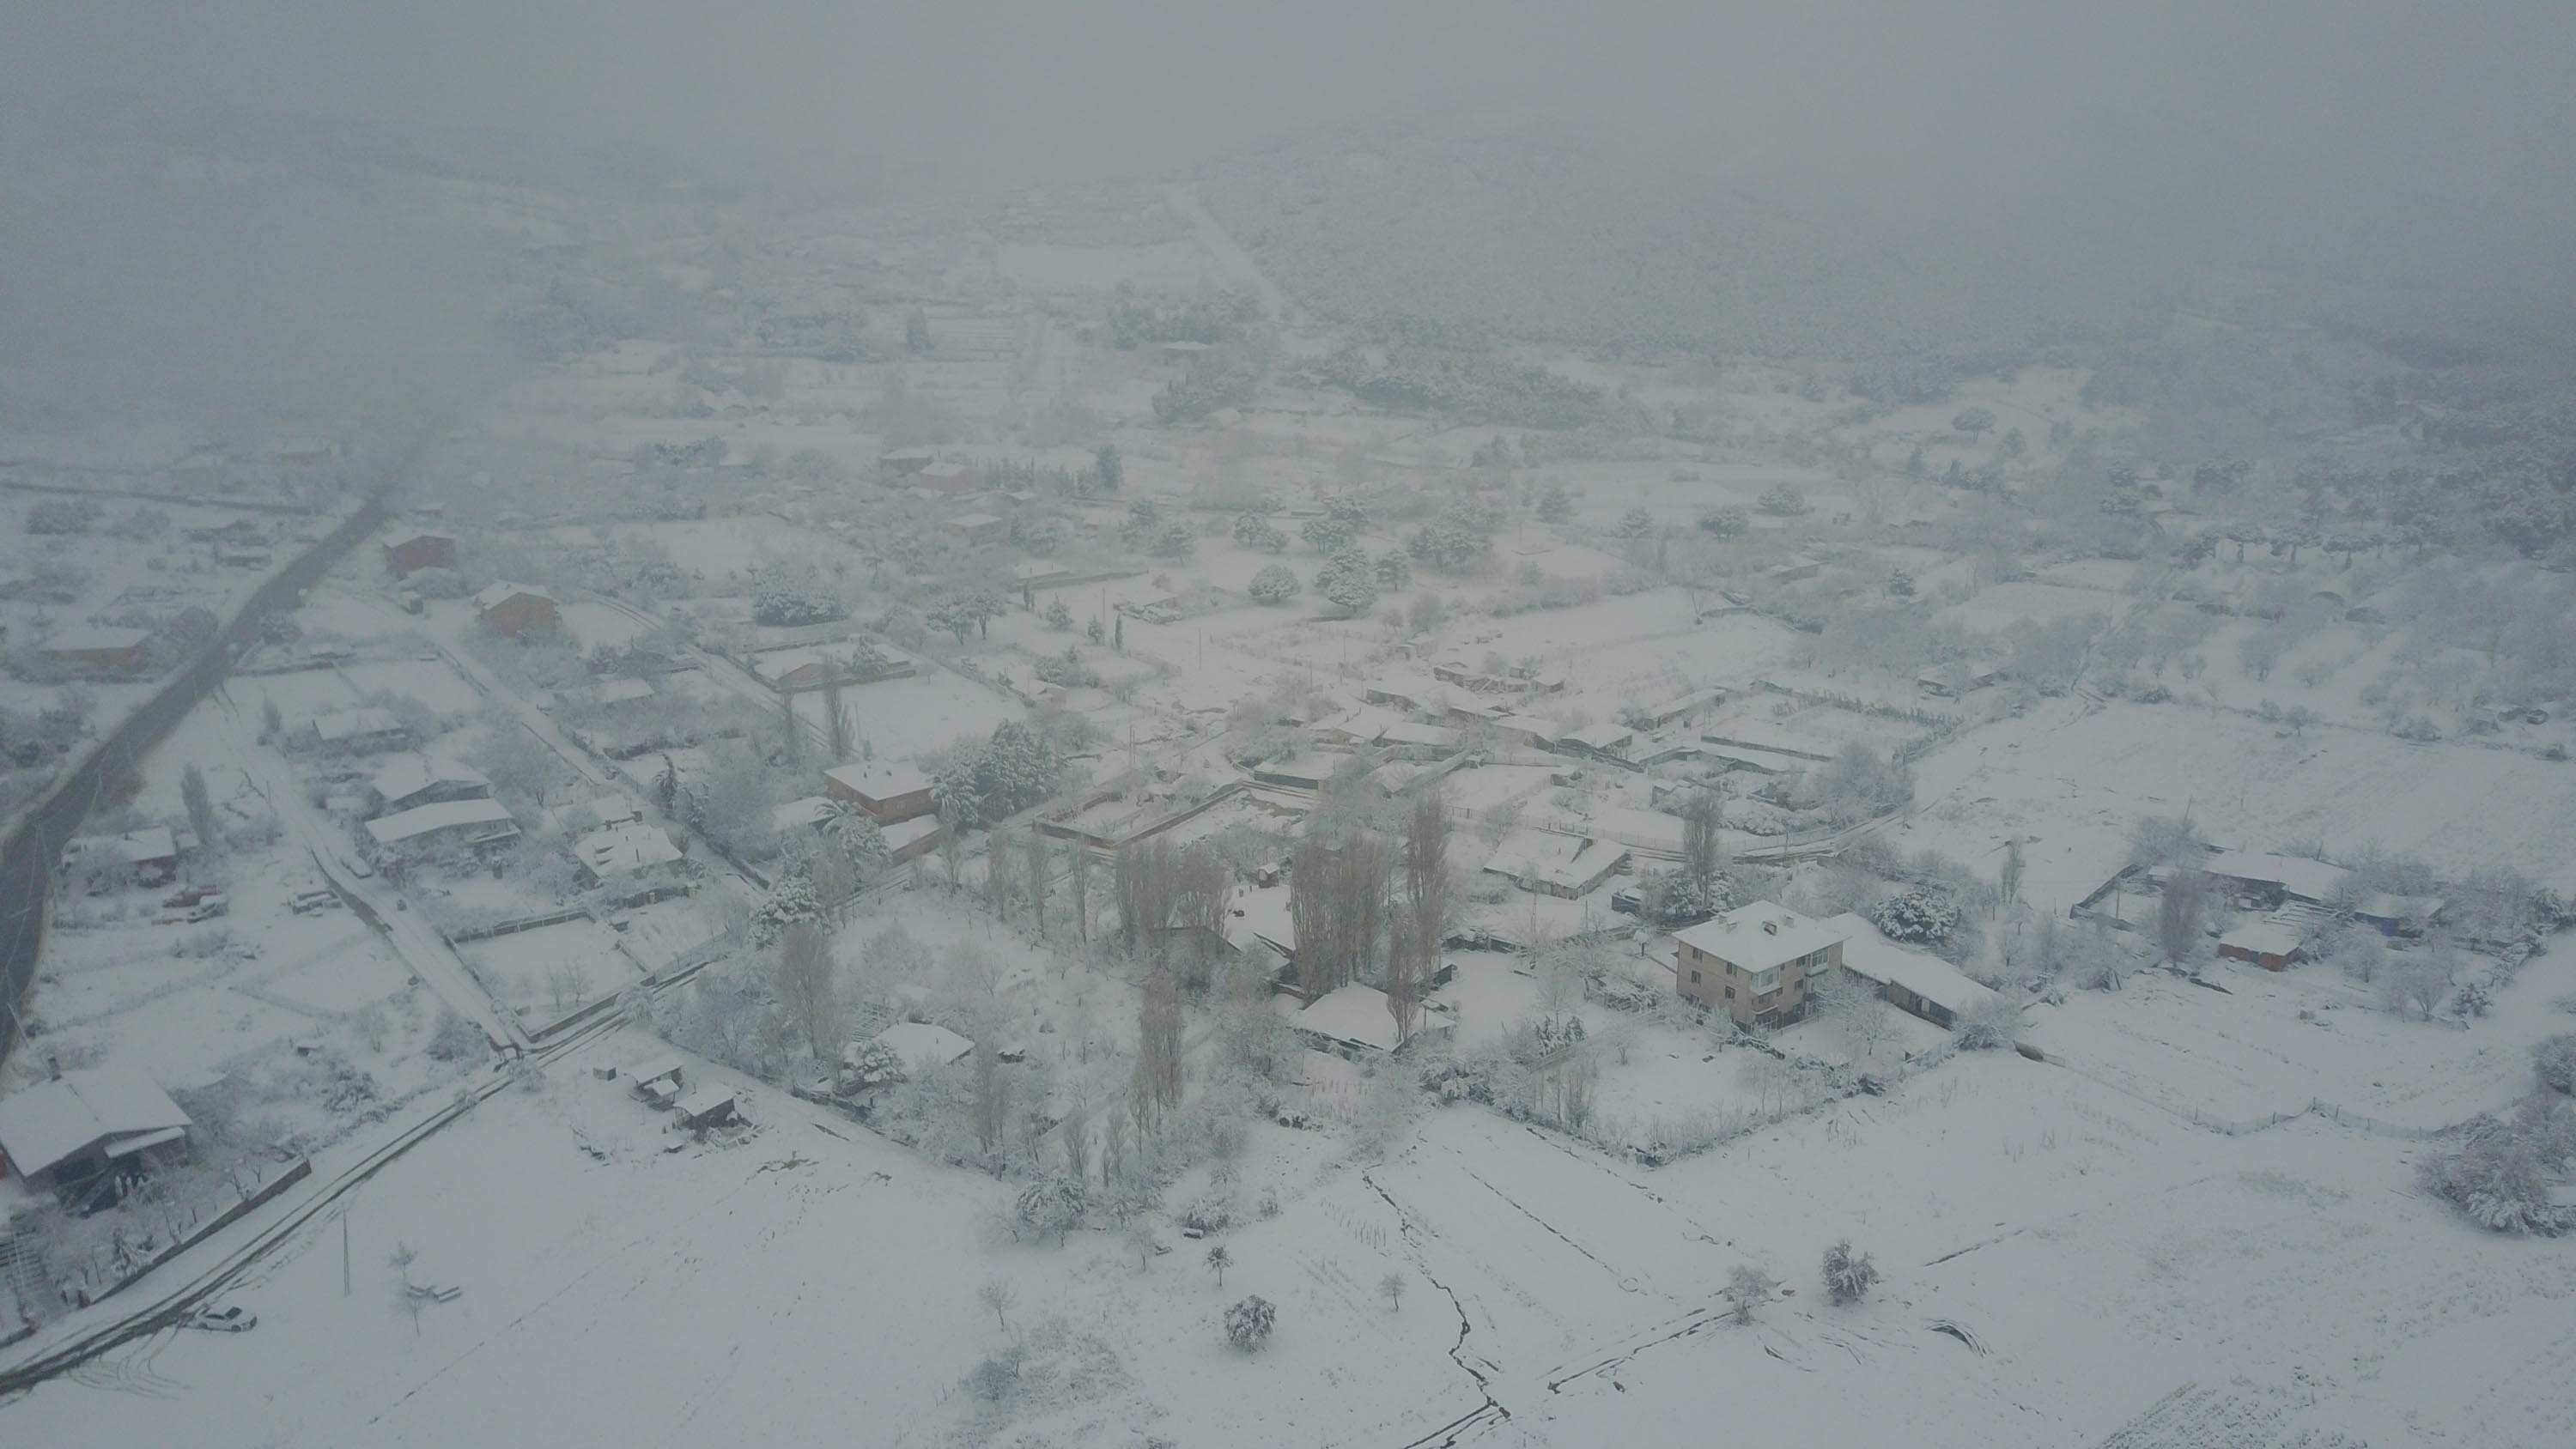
[1223,1294,1277,1352]
[1820,1240,1880,1304]
[2418,1094,2576,1236]
[1722,1264,1778,1323]
[2535,1034,2576,1095]
[1952,991,2025,1051]
[1246,564,1300,603]
[1870,888,1961,946]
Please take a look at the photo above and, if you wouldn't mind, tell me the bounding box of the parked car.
[190,1305,257,1332]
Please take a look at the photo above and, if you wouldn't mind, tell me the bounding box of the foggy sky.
[8,0,2573,212]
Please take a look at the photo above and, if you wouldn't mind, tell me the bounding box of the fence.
[2033,1049,2442,1141]
[2,459,414,1072]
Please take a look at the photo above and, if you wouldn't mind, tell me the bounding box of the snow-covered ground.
[10,1034,2570,1449]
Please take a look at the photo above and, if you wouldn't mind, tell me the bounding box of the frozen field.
[12,1040,2568,1449]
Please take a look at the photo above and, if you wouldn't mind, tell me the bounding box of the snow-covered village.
[6,9,2576,1447]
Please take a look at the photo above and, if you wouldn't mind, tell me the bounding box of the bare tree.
[1206,1244,1231,1288]
[179,762,220,858]
[1380,1271,1406,1311]
[776,920,838,1061]
[982,828,1014,915]
[2156,870,2208,973]
[1680,789,1726,904]
[1024,828,1050,932]
[1388,791,1452,1045]
[825,687,853,761]
[977,1276,1016,1331]
[1069,843,1091,944]
[938,812,967,890]
[970,1040,1012,1160]
[1997,838,2025,909]
[1136,971,1186,1115]
[1289,828,1394,996]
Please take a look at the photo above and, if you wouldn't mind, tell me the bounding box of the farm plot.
[459,919,640,1027]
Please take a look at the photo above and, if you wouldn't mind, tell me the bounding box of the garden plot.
[794,669,1024,761]
[231,667,366,724]
[459,919,640,1026]
[2019,943,2576,1130]
[606,894,733,975]
[552,600,660,652]
[335,656,485,716]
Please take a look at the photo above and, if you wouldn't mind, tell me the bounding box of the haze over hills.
[1196,103,2576,367]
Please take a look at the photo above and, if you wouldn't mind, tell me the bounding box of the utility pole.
[342,1211,351,1297]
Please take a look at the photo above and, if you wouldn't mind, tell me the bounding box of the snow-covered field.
[11,1034,2569,1449]
[1897,696,2576,906]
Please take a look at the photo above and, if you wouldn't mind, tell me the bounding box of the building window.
[1723,986,1735,1000]
[1723,960,1736,975]
[1751,968,1779,993]
[1689,969,1702,984]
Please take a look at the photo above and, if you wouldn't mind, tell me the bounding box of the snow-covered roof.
[1559,722,1635,751]
[313,706,405,743]
[1674,901,1844,973]
[587,676,656,706]
[1482,828,1622,891]
[771,797,837,834]
[39,625,152,653]
[369,754,488,804]
[824,760,933,800]
[629,1058,684,1086]
[1570,805,1686,854]
[2355,892,2445,923]
[872,1022,974,1071]
[1292,984,1404,1052]
[2221,922,2308,958]
[917,461,972,480]
[881,815,944,852]
[472,581,556,612]
[76,827,178,864]
[1823,913,1999,1016]
[946,512,1003,529]
[0,1069,191,1180]
[1698,724,1837,762]
[575,822,683,877]
[366,797,518,846]
[384,529,455,549]
[1012,560,1072,581]
[674,1088,736,1121]
[1376,721,1460,749]
[2200,852,2349,903]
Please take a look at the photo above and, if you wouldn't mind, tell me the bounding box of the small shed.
[37,626,154,675]
[381,530,458,576]
[629,1058,686,1106]
[946,512,1008,544]
[473,582,562,639]
[313,706,410,754]
[2217,921,2307,971]
[671,1088,739,1131]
